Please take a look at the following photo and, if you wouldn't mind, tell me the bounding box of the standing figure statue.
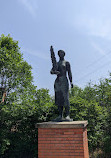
[50,46,73,122]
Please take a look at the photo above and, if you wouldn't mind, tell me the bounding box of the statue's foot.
[52,115,64,122]
[52,115,73,122]
[65,115,73,122]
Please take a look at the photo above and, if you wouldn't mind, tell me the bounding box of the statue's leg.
[62,89,69,116]
[63,90,73,121]
[58,105,63,118]
[63,92,73,121]
[65,104,70,117]
[54,90,64,121]
[64,99,70,117]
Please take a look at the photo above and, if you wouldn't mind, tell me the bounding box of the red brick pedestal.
[36,121,89,158]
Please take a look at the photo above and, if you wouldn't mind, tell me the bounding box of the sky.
[0,0,111,95]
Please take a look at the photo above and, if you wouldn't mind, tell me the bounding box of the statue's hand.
[50,69,60,75]
[55,71,60,75]
[71,83,73,89]
[50,69,54,74]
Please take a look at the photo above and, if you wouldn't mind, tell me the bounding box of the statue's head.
[58,50,65,58]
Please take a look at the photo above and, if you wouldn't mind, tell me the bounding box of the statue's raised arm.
[50,46,60,75]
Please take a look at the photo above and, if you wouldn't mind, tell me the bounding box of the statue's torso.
[57,60,67,77]
[54,60,69,92]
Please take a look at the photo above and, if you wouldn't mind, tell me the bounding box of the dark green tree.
[0,34,36,157]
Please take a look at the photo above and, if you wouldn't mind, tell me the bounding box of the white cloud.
[74,14,111,40]
[21,47,50,61]
[18,0,38,18]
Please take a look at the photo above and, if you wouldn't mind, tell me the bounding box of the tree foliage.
[69,75,111,157]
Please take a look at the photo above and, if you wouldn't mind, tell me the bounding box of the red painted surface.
[38,127,89,158]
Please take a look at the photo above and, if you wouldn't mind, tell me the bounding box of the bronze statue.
[50,46,73,121]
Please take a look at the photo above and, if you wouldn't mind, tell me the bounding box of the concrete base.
[36,121,89,158]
